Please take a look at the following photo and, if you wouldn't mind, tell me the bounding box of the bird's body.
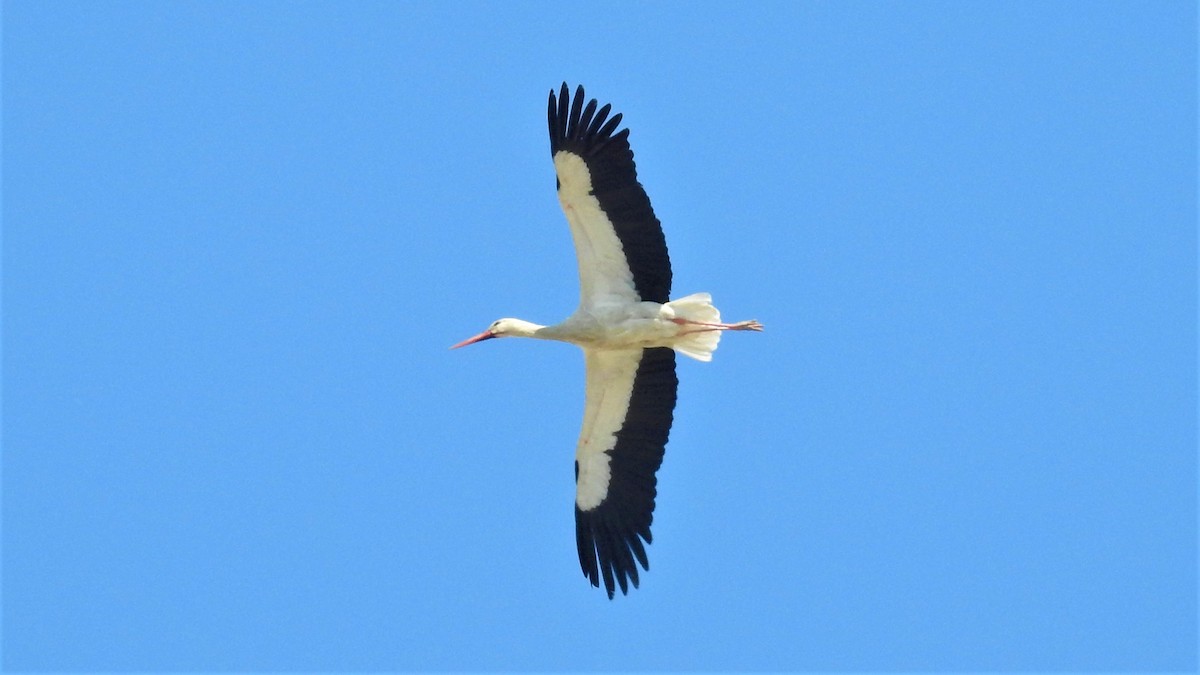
[488,292,737,358]
[454,84,761,598]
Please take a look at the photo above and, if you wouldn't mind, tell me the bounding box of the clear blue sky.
[3,1,1195,671]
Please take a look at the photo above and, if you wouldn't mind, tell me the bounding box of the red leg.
[671,318,763,332]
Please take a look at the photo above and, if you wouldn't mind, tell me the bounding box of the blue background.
[4,1,1196,671]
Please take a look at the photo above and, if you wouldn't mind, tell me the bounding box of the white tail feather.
[666,293,722,362]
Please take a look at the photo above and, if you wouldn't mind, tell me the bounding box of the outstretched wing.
[548,83,672,308]
[574,347,678,598]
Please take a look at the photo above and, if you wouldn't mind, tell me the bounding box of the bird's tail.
[666,293,722,362]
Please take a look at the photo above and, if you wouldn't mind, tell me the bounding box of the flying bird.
[453,83,762,598]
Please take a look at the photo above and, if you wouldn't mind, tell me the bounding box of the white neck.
[505,318,548,338]
[495,317,590,345]
[524,316,598,345]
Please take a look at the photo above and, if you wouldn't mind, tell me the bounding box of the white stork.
[453,84,762,598]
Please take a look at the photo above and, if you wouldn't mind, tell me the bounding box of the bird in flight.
[453,83,762,598]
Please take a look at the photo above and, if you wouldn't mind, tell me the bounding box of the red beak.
[450,331,497,350]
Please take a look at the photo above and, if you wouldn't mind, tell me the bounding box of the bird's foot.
[730,319,764,332]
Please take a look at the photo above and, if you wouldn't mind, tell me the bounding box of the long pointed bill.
[450,331,497,350]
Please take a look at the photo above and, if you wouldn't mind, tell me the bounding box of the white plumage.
[452,84,761,598]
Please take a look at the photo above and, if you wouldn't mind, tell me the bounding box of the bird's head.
[450,318,538,349]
